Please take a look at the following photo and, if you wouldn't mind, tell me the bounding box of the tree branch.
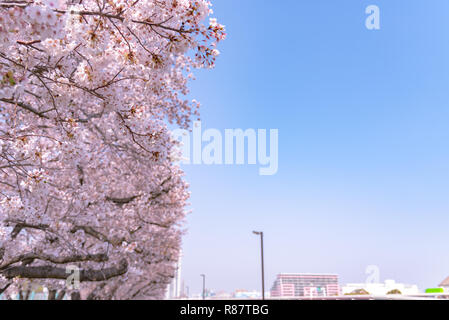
[106,195,139,205]
[0,98,50,119]
[71,225,124,246]
[2,259,128,281]
[0,252,108,270]
[5,219,50,239]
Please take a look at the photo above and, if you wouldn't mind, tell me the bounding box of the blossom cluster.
[0,0,224,299]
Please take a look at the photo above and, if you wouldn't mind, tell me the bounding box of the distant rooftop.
[439,276,449,287]
[278,273,339,276]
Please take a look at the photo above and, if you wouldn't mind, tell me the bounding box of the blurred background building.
[270,273,340,297]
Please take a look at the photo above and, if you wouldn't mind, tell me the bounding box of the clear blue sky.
[180,0,449,295]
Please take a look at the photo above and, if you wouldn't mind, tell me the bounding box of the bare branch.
[0,98,50,119]
[0,252,109,270]
[2,259,128,281]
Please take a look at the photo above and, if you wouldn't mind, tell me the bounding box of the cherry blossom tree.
[0,0,224,299]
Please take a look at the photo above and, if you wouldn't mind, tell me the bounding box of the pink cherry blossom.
[0,0,224,299]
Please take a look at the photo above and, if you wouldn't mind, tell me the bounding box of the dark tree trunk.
[71,291,81,300]
[56,290,66,300]
[0,282,11,295]
[48,289,57,300]
[24,290,31,300]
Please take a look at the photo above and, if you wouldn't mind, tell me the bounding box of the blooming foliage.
[0,0,224,299]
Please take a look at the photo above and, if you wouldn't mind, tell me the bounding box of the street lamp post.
[200,274,206,300]
[253,231,265,300]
